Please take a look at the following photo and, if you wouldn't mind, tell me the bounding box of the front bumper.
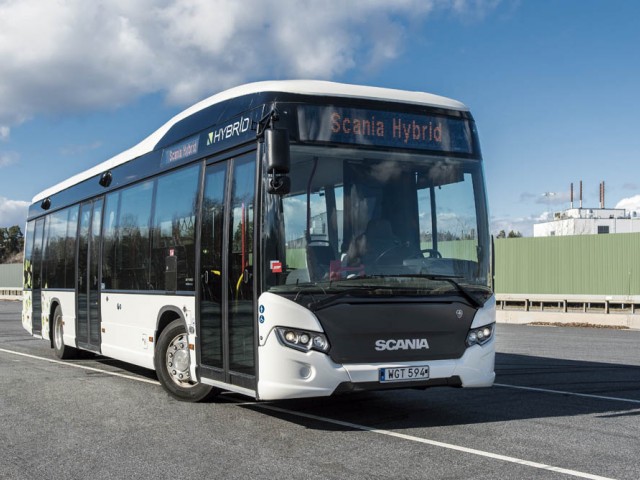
[256,328,495,401]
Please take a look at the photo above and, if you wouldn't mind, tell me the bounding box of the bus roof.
[33,80,468,203]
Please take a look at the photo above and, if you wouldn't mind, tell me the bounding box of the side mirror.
[264,128,291,195]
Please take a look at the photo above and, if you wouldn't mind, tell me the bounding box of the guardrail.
[496,294,640,329]
[0,288,22,300]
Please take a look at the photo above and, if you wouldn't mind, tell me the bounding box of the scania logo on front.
[374,338,430,351]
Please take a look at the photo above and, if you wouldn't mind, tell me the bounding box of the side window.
[64,206,79,289]
[44,209,69,288]
[23,221,35,290]
[150,165,200,291]
[32,218,45,290]
[102,192,120,290]
[110,181,154,290]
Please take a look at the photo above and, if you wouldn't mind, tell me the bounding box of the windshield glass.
[261,145,491,304]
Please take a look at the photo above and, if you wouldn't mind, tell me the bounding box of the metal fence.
[0,263,22,288]
[0,263,22,298]
[494,233,640,327]
[494,232,640,295]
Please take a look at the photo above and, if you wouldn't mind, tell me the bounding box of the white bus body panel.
[100,293,196,371]
[40,290,77,345]
[21,290,32,335]
[256,293,495,401]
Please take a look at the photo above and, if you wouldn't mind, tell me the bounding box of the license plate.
[379,365,429,383]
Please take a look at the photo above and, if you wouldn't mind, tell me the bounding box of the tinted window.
[44,209,69,288]
[150,165,200,291]
[64,206,79,289]
[23,221,35,290]
[102,193,120,290]
[110,181,153,290]
[32,218,45,290]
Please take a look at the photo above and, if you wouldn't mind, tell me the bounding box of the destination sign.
[298,106,473,154]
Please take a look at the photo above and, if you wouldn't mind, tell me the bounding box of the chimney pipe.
[579,180,583,208]
[599,182,602,209]
[570,183,574,209]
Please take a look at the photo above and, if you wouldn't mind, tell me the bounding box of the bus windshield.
[262,145,492,305]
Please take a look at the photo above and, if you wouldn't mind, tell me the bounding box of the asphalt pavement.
[1,300,639,480]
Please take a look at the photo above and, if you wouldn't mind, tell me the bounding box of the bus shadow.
[238,353,640,431]
[68,351,160,382]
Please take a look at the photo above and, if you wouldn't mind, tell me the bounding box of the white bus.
[22,81,495,401]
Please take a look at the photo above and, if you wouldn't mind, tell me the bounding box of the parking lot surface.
[1,300,639,479]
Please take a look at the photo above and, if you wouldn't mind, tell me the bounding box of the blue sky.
[1,0,639,236]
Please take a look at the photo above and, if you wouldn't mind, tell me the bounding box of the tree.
[0,225,24,263]
[507,230,522,238]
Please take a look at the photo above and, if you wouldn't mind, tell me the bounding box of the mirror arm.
[256,107,280,140]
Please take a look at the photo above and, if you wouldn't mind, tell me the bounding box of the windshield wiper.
[357,274,484,308]
[422,274,484,308]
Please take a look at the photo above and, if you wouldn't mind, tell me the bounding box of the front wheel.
[52,306,77,359]
[154,319,218,402]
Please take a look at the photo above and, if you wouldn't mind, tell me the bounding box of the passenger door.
[31,218,45,335]
[76,198,103,352]
[198,153,256,391]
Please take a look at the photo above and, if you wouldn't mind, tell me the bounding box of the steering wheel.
[373,243,404,264]
[419,248,442,259]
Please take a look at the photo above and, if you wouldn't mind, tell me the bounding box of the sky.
[1,0,639,236]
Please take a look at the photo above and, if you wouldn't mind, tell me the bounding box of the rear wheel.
[154,319,219,402]
[52,305,77,359]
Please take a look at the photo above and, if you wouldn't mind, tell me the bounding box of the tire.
[154,319,219,402]
[52,305,77,359]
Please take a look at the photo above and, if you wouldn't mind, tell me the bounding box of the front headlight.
[466,323,494,347]
[276,327,330,353]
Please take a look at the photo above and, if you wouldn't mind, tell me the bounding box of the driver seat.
[361,219,401,265]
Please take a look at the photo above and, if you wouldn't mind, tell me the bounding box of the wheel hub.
[166,333,193,386]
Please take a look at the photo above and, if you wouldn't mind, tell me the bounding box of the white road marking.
[0,348,160,385]
[252,403,616,480]
[495,383,640,405]
[0,347,620,480]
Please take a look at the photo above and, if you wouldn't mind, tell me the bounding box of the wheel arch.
[155,306,186,350]
[48,297,62,348]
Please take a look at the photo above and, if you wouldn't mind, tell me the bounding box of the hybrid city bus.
[22,81,495,401]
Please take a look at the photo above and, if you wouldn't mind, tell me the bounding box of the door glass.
[89,199,103,346]
[200,163,226,368]
[77,203,92,344]
[228,156,256,375]
[31,218,45,334]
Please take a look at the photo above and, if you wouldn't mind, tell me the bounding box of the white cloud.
[491,213,542,237]
[0,126,9,141]
[0,0,500,127]
[0,151,19,168]
[615,195,640,214]
[0,196,29,228]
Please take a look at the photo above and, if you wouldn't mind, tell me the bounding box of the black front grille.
[313,299,476,364]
